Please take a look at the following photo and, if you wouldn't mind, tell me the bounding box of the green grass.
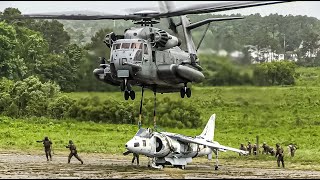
[2,66,320,165]
[296,66,320,86]
[69,85,320,162]
[2,85,320,163]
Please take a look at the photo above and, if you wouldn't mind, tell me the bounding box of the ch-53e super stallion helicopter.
[20,1,288,127]
[21,1,288,101]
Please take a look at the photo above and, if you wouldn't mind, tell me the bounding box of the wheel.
[186,88,191,98]
[214,165,219,170]
[158,165,163,169]
[124,91,130,100]
[180,165,185,170]
[180,88,185,98]
[130,91,135,100]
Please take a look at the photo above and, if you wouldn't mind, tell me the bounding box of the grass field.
[1,66,320,166]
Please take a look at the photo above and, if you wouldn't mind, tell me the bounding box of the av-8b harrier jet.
[124,114,248,170]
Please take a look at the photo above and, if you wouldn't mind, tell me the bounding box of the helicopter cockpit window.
[121,43,131,49]
[113,43,121,50]
[131,43,142,49]
[144,44,148,55]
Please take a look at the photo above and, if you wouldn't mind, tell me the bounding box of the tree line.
[0,76,201,128]
[0,7,310,91]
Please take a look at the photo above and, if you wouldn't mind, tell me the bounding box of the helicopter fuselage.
[94,26,204,93]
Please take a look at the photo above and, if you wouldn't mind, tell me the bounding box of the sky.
[0,1,320,19]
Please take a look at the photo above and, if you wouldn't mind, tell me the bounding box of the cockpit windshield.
[131,43,142,49]
[113,43,120,50]
[121,43,131,49]
[135,128,150,138]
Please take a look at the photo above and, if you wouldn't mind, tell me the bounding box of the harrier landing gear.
[180,83,191,98]
[214,150,219,171]
[121,78,135,100]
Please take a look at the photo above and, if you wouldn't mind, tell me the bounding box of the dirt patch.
[0,152,320,179]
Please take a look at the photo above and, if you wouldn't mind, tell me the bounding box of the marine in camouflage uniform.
[239,143,247,156]
[275,143,285,168]
[252,144,257,155]
[36,136,52,161]
[288,144,297,157]
[66,140,84,164]
[132,152,139,165]
[269,147,275,156]
[262,142,270,155]
[247,141,252,155]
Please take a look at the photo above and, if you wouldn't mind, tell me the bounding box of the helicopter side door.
[142,43,157,81]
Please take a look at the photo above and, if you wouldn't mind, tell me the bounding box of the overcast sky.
[0,1,319,19]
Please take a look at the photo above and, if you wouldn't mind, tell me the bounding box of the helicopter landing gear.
[121,78,135,100]
[180,84,191,98]
[124,90,135,100]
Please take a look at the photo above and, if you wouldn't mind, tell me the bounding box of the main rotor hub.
[133,19,160,26]
[131,10,160,26]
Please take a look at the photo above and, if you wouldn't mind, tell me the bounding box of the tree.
[77,28,118,91]
[36,44,86,92]
[0,21,19,79]
[27,20,71,53]
[0,8,22,25]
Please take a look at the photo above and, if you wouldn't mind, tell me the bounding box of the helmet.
[263,142,266,144]
[248,141,251,143]
[276,143,280,147]
[69,140,73,144]
[44,137,49,141]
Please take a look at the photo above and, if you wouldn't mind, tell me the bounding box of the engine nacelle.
[152,30,181,50]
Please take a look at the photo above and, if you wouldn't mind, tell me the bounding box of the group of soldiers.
[239,141,297,168]
[36,136,84,164]
[37,136,298,168]
[38,136,141,166]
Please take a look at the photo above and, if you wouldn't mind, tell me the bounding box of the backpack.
[44,140,51,149]
[70,144,77,154]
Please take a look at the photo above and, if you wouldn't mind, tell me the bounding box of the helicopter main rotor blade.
[153,1,291,18]
[18,1,292,21]
[20,13,142,21]
[158,1,178,34]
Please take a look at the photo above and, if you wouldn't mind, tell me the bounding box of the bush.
[253,61,296,86]
[48,95,75,119]
[0,76,60,117]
